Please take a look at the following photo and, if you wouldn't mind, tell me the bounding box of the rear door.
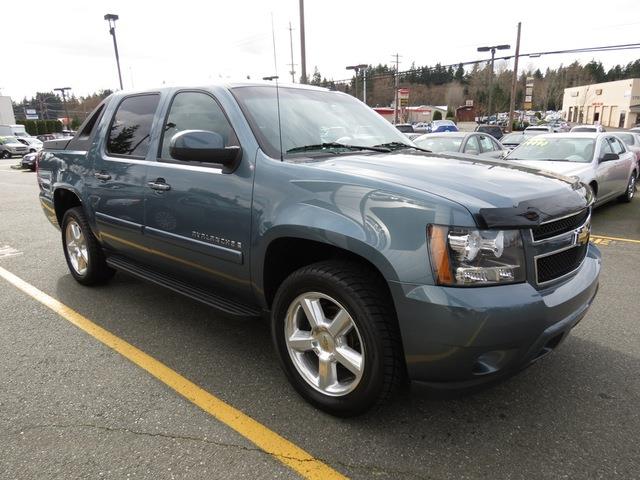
[142,90,255,302]
[88,93,161,261]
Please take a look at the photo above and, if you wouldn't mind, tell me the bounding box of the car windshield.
[506,137,595,163]
[433,120,454,127]
[414,136,462,152]
[232,86,413,158]
[0,136,20,144]
[500,133,526,144]
[616,133,634,144]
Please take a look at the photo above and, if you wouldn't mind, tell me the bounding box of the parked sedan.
[414,132,507,159]
[20,152,38,171]
[474,124,504,140]
[504,133,637,205]
[570,124,606,133]
[614,132,640,166]
[430,119,458,133]
[500,131,545,151]
[17,136,44,153]
[0,136,29,158]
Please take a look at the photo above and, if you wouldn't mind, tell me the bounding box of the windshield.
[0,136,20,144]
[506,137,595,163]
[500,133,526,144]
[232,86,412,158]
[414,136,462,152]
[571,127,595,132]
[616,133,634,144]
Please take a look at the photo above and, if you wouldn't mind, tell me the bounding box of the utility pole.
[299,0,307,84]
[508,23,522,132]
[393,53,401,124]
[54,87,72,128]
[104,14,124,90]
[288,22,296,83]
[346,64,368,101]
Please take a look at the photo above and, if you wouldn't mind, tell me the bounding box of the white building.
[0,96,16,125]
[562,78,640,129]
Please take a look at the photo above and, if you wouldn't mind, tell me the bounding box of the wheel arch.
[261,234,397,311]
[53,187,83,227]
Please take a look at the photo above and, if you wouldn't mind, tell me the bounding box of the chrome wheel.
[285,292,365,397]
[628,175,636,199]
[65,220,89,275]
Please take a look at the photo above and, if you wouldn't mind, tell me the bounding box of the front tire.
[61,207,115,285]
[271,261,404,416]
[618,172,636,203]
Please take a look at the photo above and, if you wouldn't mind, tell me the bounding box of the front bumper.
[390,243,601,385]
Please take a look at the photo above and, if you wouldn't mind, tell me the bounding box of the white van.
[0,124,29,137]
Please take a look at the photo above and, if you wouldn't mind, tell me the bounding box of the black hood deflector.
[476,181,593,229]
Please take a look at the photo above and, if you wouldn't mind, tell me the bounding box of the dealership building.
[562,78,640,129]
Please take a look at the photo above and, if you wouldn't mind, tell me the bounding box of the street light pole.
[53,87,72,128]
[346,64,368,101]
[104,14,124,90]
[477,44,510,122]
[508,23,522,132]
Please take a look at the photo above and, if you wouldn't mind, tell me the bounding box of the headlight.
[427,225,525,286]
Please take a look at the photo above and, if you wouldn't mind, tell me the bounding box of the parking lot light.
[104,13,124,90]
[477,44,511,123]
[346,64,368,102]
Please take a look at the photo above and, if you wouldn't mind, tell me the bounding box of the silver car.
[504,133,637,205]
[0,136,29,158]
[414,132,507,159]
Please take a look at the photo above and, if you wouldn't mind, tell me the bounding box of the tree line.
[310,58,640,114]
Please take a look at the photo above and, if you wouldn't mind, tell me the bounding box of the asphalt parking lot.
[1,158,639,479]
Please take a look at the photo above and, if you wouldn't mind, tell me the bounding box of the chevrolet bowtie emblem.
[574,223,590,246]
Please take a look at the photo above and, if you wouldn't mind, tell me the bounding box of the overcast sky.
[3,0,640,101]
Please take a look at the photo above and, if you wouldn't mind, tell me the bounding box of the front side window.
[478,135,496,152]
[160,91,238,160]
[608,137,625,154]
[107,94,160,158]
[415,136,463,153]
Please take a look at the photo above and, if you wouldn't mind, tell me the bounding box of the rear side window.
[608,137,625,154]
[107,94,160,158]
[79,104,105,138]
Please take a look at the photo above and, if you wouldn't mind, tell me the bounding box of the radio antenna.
[271,13,284,161]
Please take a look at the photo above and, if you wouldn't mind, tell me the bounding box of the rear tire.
[618,172,636,203]
[271,260,405,417]
[61,207,115,285]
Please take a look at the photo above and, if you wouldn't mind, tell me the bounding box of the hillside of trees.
[311,59,640,113]
[12,90,113,128]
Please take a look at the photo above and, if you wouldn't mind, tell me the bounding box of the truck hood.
[305,152,592,228]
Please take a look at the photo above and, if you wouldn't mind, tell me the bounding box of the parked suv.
[38,84,600,416]
[0,136,29,158]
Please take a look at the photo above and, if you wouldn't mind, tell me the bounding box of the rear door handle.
[147,179,171,191]
[94,172,111,181]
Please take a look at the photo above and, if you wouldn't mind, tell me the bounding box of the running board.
[106,256,261,318]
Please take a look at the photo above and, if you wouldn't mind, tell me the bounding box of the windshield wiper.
[286,142,391,154]
[374,141,431,153]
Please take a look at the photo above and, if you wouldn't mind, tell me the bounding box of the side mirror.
[169,130,241,166]
[599,152,619,162]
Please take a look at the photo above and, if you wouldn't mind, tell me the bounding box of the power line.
[331,42,640,84]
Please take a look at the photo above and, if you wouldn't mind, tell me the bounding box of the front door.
[143,90,255,302]
[89,93,161,261]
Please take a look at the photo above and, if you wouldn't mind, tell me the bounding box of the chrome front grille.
[531,209,589,242]
[531,209,591,286]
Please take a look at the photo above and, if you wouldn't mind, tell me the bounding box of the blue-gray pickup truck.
[37,84,600,416]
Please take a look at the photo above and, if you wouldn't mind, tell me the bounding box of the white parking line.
[0,246,23,259]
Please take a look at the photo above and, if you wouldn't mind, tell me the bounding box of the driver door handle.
[147,179,171,191]
[94,172,111,181]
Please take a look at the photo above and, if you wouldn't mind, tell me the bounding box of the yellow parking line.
[0,266,347,480]
[591,234,640,245]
